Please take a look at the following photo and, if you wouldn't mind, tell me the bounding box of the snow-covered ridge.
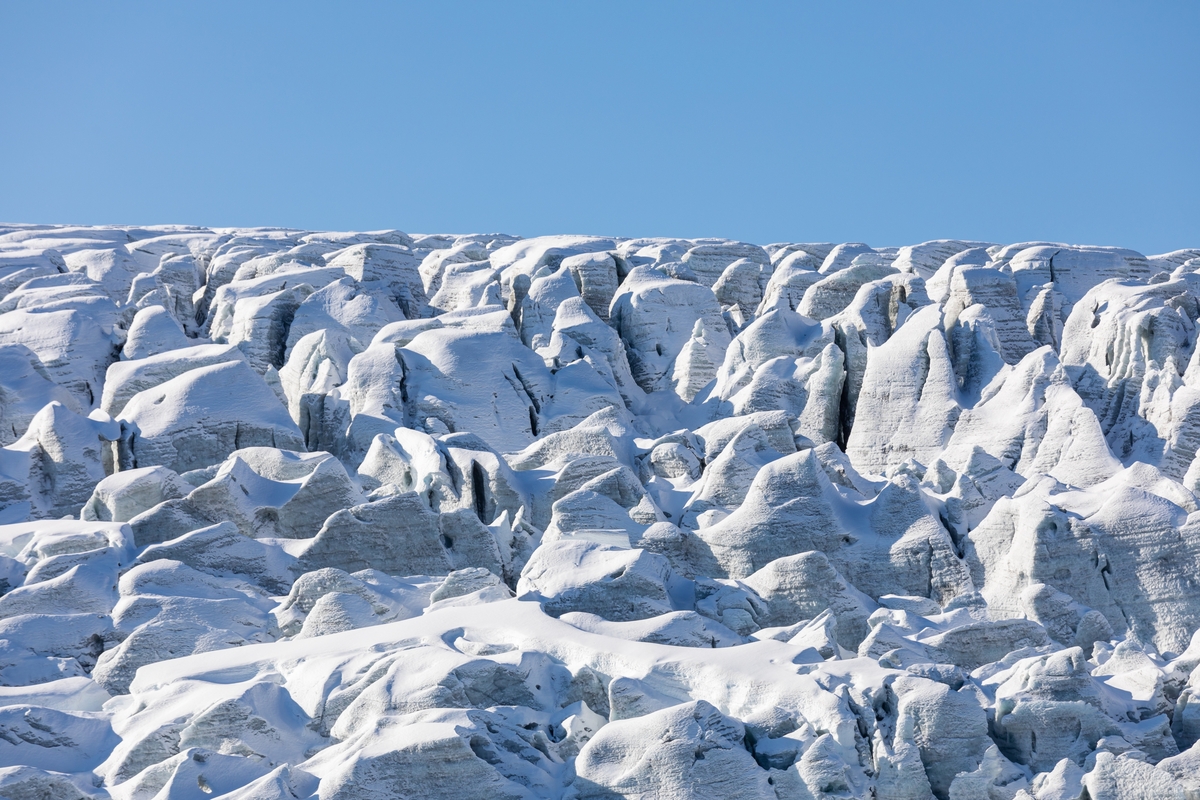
[1,223,1199,798]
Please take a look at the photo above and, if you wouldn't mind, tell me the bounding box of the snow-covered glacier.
[2,223,1200,799]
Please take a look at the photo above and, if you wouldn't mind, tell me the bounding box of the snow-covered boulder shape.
[325,242,429,319]
[845,304,961,476]
[295,491,506,579]
[63,245,146,300]
[283,276,404,358]
[277,568,453,638]
[671,318,725,402]
[0,518,131,684]
[537,295,644,408]
[128,447,362,546]
[524,454,642,532]
[506,406,638,472]
[892,673,992,799]
[518,540,681,622]
[818,242,876,274]
[1007,244,1155,313]
[1083,752,1186,799]
[924,246,991,302]
[713,257,771,325]
[398,327,552,454]
[228,283,318,371]
[680,241,771,288]
[941,346,1121,488]
[966,480,1200,654]
[81,465,190,522]
[278,327,358,439]
[693,409,798,459]
[205,265,344,368]
[93,559,279,694]
[828,271,929,438]
[0,343,78,445]
[941,303,1008,406]
[135,522,298,600]
[892,239,992,279]
[742,551,876,649]
[0,402,118,520]
[559,251,619,322]
[680,424,785,529]
[799,255,899,320]
[569,700,781,799]
[544,472,659,545]
[0,292,123,409]
[99,343,245,417]
[713,307,844,439]
[491,235,615,291]
[609,266,732,394]
[372,429,529,535]
[121,305,191,360]
[767,242,834,266]
[715,307,832,398]
[756,250,823,314]
[116,360,306,474]
[519,265,582,350]
[942,265,1038,363]
[1060,277,1200,474]
[694,450,973,604]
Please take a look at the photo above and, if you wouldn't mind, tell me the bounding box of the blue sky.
[2,2,1197,253]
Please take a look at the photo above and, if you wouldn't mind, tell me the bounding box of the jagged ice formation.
[1,223,1200,798]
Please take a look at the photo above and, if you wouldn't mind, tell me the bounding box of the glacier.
[0,222,1199,798]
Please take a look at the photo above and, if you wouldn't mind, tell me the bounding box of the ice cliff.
[1,223,1199,798]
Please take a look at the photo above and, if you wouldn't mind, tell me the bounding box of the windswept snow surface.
[2,224,1200,798]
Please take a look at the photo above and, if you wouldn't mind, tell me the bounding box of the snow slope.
[0,223,1199,798]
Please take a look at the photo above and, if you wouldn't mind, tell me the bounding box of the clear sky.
[2,2,1197,253]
